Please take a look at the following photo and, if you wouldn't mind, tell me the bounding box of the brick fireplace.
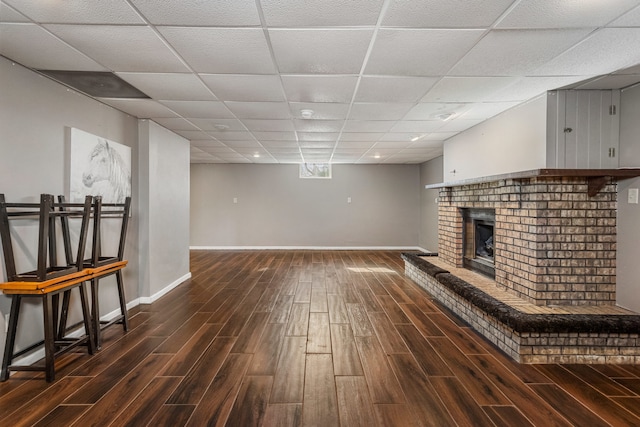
[403,169,640,363]
[437,174,617,306]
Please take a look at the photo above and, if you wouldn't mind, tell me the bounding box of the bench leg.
[57,289,72,341]
[1,295,21,381]
[116,270,129,332]
[91,278,101,350]
[78,282,95,355]
[42,294,56,382]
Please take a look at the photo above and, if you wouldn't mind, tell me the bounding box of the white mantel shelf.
[425,168,640,192]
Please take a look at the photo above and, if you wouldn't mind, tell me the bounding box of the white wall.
[616,83,640,312]
[419,156,443,252]
[190,164,420,248]
[0,58,139,356]
[443,95,548,181]
[138,120,191,301]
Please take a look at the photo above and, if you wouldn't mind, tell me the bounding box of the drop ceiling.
[1,0,639,165]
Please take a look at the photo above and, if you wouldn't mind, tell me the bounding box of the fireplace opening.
[463,209,495,278]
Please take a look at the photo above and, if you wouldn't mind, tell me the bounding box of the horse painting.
[81,140,131,204]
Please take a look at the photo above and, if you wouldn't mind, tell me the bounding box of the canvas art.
[70,128,131,204]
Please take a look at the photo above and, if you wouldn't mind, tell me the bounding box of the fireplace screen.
[463,209,495,278]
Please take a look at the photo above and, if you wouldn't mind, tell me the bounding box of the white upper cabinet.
[546,90,621,169]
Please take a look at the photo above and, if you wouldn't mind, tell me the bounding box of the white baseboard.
[8,274,191,374]
[138,272,191,304]
[190,245,426,251]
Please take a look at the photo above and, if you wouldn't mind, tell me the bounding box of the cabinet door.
[546,90,620,169]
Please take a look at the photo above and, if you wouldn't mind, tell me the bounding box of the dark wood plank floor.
[2,250,640,426]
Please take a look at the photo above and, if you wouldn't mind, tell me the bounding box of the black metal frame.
[0,194,96,382]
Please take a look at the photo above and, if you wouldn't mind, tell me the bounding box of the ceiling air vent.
[37,70,149,99]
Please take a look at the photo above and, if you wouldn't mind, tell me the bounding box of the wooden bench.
[0,194,95,382]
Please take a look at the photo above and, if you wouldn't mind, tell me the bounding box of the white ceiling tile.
[407,140,444,148]
[0,2,29,22]
[207,131,255,142]
[45,25,189,72]
[333,148,369,154]
[191,140,226,149]
[130,0,260,25]
[299,141,335,149]
[378,132,421,142]
[242,119,296,131]
[251,131,297,141]
[450,29,592,76]
[117,72,215,100]
[198,145,237,153]
[575,74,640,89]
[173,129,215,140]
[459,102,521,120]
[332,157,363,163]
[349,103,414,120]
[382,0,514,28]
[159,27,276,74]
[0,23,107,71]
[99,99,178,118]
[436,118,483,132]
[152,117,199,131]
[610,4,640,26]
[298,132,339,141]
[534,28,640,77]
[187,118,247,131]
[373,140,413,149]
[221,140,262,148]
[355,76,439,102]
[289,102,350,120]
[3,0,143,24]
[339,133,383,142]
[403,103,468,120]
[200,74,285,101]
[497,0,640,29]
[423,77,518,102]
[261,140,300,148]
[294,119,344,132]
[269,29,373,74]
[281,75,358,102]
[260,0,384,26]
[421,132,458,141]
[364,29,484,76]
[225,101,292,119]
[160,100,234,118]
[390,121,443,133]
[342,120,395,132]
[491,76,589,102]
[266,148,301,154]
[334,140,377,149]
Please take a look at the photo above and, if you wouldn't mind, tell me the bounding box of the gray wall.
[0,58,191,362]
[190,163,420,248]
[617,83,640,312]
[443,95,548,181]
[138,120,191,300]
[0,58,139,357]
[419,156,443,252]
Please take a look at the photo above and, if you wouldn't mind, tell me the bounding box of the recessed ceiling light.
[213,124,229,131]
[411,133,429,142]
[253,153,260,158]
[300,109,314,119]
[374,154,381,159]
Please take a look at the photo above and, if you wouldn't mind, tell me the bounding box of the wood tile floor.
[2,250,640,426]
